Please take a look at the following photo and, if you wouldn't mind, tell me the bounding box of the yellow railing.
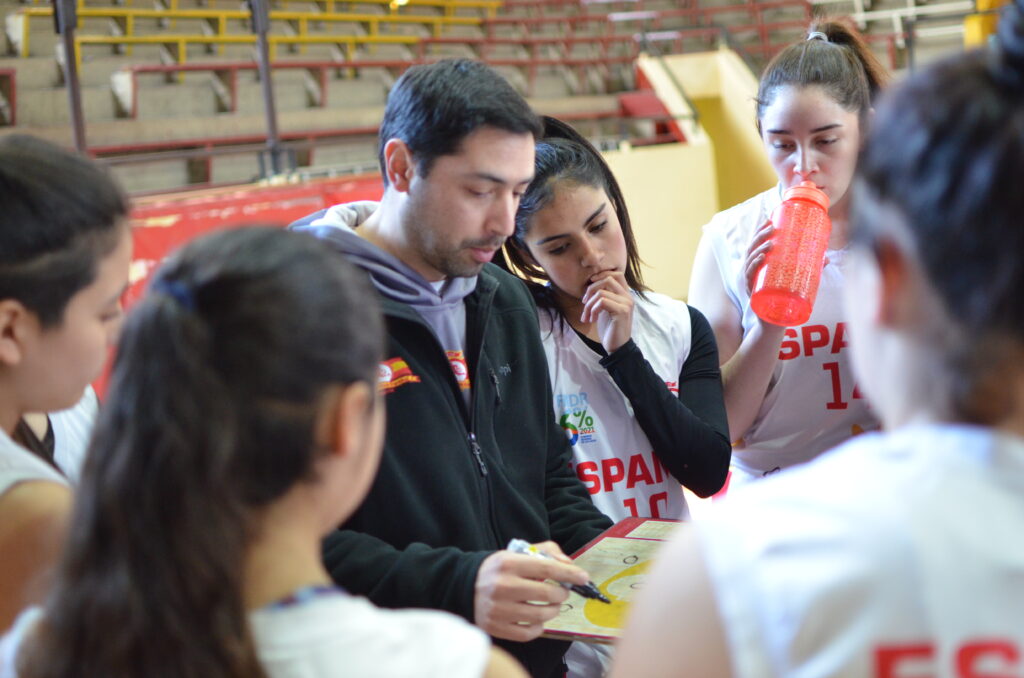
[15,5,486,57]
[25,0,502,13]
[73,32,420,71]
[271,0,502,19]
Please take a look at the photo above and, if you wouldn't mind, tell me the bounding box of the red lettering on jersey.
[876,640,1021,678]
[956,640,1019,678]
[648,491,668,518]
[875,643,934,678]
[626,454,655,489]
[576,461,600,495]
[823,361,849,410]
[802,324,830,356]
[779,328,801,361]
[623,497,639,517]
[601,458,626,490]
[832,321,849,353]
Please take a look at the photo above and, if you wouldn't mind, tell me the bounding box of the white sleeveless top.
[539,291,692,521]
[698,424,1024,677]
[1,589,490,678]
[704,187,877,479]
[0,428,66,498]
[50,387,99,484]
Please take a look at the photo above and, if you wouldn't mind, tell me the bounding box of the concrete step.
[135,81,219,118]
[5,55,62,88]
[235,78,311,113]
[78,54,141,87]
[530,70,572,98]
[323,74,385,107]
[209,151,262,184]
[17,84,118,125]
[109,157,190,194]
[307,136,378,171]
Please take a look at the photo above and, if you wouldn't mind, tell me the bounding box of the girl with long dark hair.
[1,227,526,678]
[502,117,731,676]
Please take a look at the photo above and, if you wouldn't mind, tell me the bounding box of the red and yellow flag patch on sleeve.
[378,357,421,394]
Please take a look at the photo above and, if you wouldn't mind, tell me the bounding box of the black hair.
[756,18,889,131]
[501,116,647,311]
[0,135,128,328]
[853,0,1024,425]
[19,227,384,678]
[377,58,543,186]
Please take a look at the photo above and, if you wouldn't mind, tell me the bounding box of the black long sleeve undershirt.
[576,306,732,498]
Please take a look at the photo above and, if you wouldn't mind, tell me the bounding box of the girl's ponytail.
[756,17,890,127]
[812,18,890,105]
[20,227,383,678]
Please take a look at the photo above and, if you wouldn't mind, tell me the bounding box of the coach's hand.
[474,541,590,642]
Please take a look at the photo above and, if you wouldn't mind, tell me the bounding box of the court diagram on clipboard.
[542,518,681,644]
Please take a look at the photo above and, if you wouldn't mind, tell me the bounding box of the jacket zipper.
[467,432,488,476]
[489,369,502,408]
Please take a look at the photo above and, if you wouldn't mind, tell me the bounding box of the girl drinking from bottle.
[503,117,731,523]
[688,20,886,484]
[0,135,130,632]
[613,2,1024,673]
[0,228,526,678]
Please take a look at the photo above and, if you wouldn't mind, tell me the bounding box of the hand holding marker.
[507,538,610,604]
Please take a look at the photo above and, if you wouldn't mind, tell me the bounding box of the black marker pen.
[507,538,611,604]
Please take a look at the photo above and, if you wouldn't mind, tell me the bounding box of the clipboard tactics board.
[541,517,681,644]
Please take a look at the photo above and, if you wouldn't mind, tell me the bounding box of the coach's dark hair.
[0,135,128,327]
[852,0,1024,425]
[501,116,647,311]
[18,227,383,678]
[378,58,543,186]
[756,19,889,132]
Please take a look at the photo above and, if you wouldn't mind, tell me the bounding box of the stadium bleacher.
[0,0,981,193]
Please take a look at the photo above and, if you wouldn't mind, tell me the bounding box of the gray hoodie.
[292,201,477,401]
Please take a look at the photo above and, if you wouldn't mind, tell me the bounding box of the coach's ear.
[382,139,415,193]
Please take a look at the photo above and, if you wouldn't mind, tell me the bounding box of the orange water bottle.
[750,181,831,326]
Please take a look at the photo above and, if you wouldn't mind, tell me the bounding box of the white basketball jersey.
[698,424,1024,678]
[540,292,691,521]
[704,187,878,478]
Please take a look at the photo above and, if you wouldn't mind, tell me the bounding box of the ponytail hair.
[19,227,384,678]
[756,18,890,131]
[853,0,1024,425]
[502,116,647,310]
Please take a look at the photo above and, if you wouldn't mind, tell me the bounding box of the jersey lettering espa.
[699,424,1024,678]
[704,187,878,479]
[540,293,693,521]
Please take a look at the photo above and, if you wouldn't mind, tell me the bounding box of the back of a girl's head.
[0,134,127,327]
[854,0,1024,423]
[21,227,383,678]
[101,225,383,510]
[757,19,889,125]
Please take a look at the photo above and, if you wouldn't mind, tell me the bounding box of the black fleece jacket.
[321,263,613,678]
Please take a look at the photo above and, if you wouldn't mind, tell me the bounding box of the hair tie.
[807,31,829,42]
[153,279,196,311]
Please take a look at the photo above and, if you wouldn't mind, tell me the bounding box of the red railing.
[122,53,639,117]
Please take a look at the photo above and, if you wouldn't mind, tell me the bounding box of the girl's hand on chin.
[581,270,634,353]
